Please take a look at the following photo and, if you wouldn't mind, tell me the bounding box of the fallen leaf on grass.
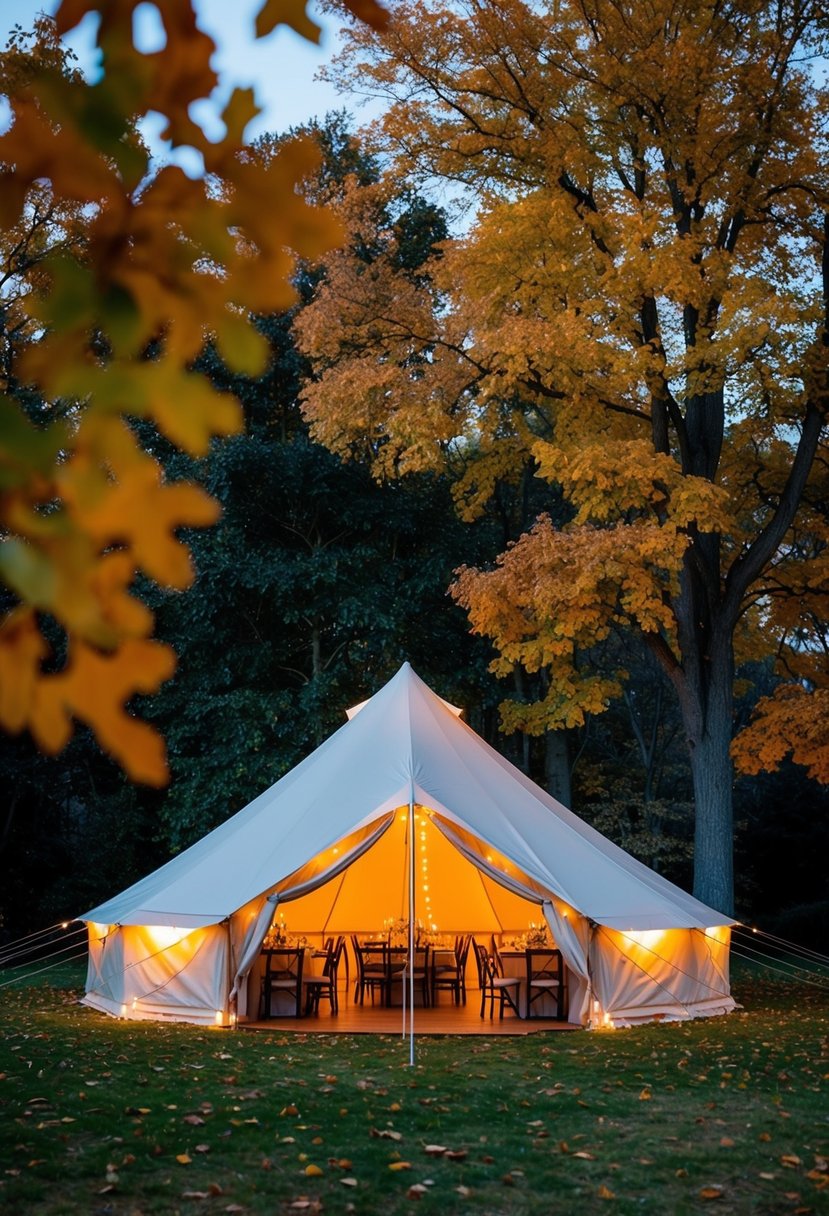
[371,1128,402,1141]
[424,1144,447,1156]
[782,1155,803,1168]
[408,1183,428,1199]
[184,1114,206,1126]
[699,1185,724,1200]
[639,1089,652,1101]
[574,1151,595,1160]
[176,1154,192,1165]
[598,1184,616,1199]
[340,1178,358,1187]
[388,1161,411,1171]
[304,1164,323,1177]
[182,1192,209,1200]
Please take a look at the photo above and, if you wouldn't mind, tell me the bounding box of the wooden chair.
[456,933,471,1005]
[304,936,345,1015]
[260,947,304,1019]
[473,939,521,1019]
[352,937,390,1005]
[408,944,431,1007]
[526,948,565,1019]
[431,935,469,1005]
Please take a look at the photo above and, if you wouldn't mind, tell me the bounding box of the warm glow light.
[704,925,729,942]
[215,1010,224,1026]
[120,1004,127,1017]
[145,924,192,950]
[624,929,665,950]
[61,921,69,929]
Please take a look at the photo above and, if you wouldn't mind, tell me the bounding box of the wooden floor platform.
[242,994,580,1036]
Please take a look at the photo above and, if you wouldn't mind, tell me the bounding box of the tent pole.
[408,787,415,1067]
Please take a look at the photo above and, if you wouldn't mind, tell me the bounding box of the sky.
[0,1,379,156]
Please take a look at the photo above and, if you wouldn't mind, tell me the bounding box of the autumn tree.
[299,0,829,914]
[0,0,387,785]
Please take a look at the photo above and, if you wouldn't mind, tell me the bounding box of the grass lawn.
[0,961,826,1215]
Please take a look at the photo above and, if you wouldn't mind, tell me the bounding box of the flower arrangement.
[263,920,288,948]
[526,922,549,948]
[262,917,308,950]
[387,917,409,947]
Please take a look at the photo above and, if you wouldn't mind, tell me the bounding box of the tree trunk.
[684,632,735,916]
[544,730,571,807]
[688,718,734,915]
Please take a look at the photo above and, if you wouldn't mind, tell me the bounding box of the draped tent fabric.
[80,663,736,1027]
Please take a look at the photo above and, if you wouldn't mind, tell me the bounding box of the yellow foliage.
[452,515,685,730]
[299,0,829,772]
[732,686,829,783]
[0,1,389,782]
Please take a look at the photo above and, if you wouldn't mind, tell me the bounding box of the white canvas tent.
[80,663,736,1029]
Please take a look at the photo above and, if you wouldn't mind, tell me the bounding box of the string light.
[418,810,436,935]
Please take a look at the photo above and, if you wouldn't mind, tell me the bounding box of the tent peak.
[345,663,463,721]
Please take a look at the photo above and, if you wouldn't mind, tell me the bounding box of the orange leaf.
[342,0,390,29]
[255,0,321,43]
[32,640,175,786]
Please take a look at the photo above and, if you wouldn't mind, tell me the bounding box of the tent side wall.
[82,922,232,1026]
[590,925,735,1027]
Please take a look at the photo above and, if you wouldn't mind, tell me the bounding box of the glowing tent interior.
[80,663,736,1028]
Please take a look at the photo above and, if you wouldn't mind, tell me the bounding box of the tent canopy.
[83,662,729,934]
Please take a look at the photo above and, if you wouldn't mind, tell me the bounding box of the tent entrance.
[275,805,546,940]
